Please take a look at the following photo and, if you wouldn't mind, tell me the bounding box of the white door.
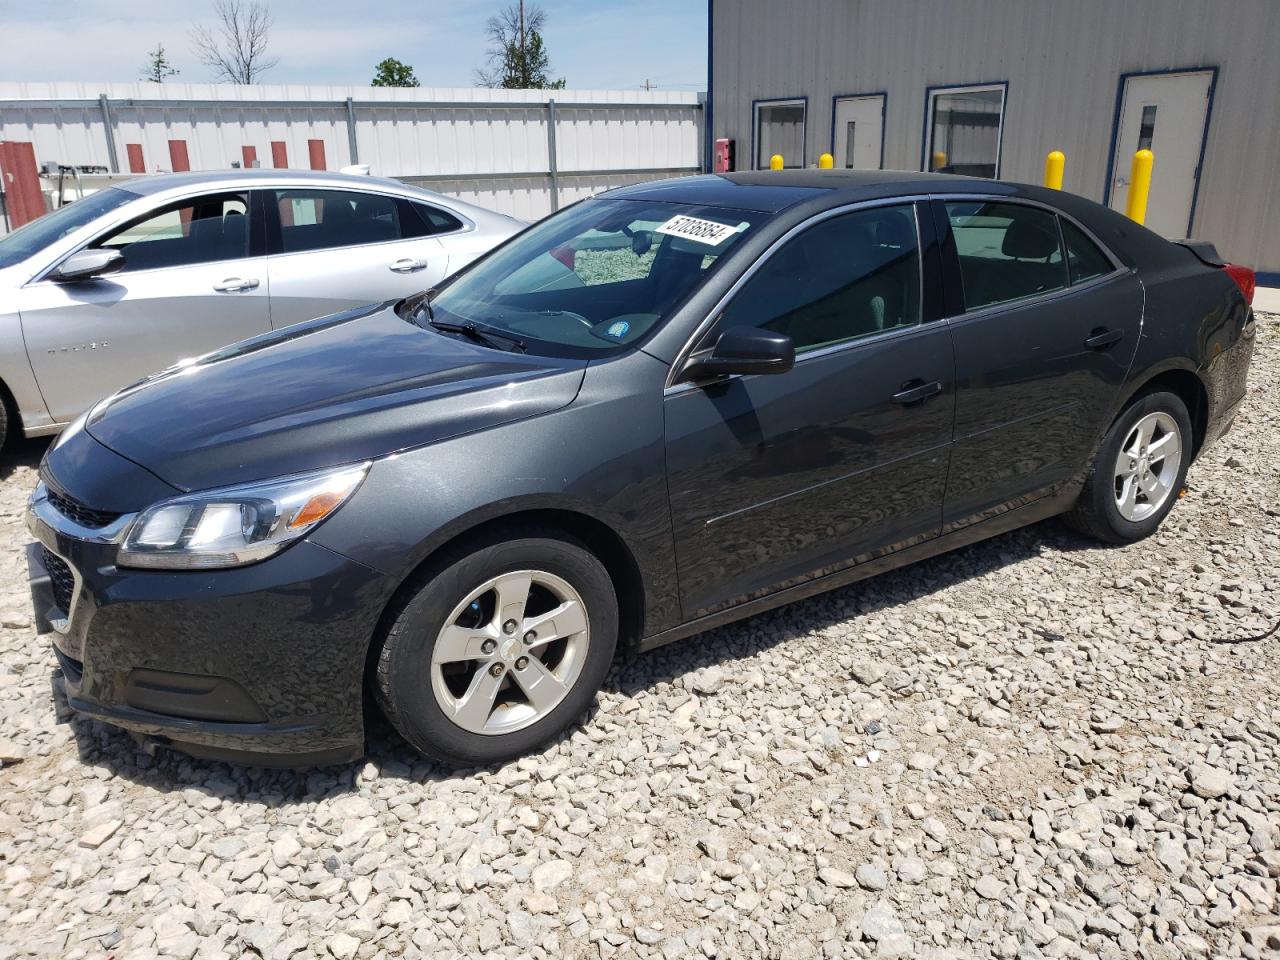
[264,187,449,329]
[1109,70,1213,238]
[19,191,271,422]
[833,96,884,170]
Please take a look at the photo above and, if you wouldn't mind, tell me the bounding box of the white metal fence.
[0,82,705,220]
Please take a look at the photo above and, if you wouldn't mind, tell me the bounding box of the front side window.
[946,201,1067,311]
[714,204,921,354]
[97,192,249,271]
[428,199,763,357]
[274,189,400,253]
[927,85,1006,178]
[755,99,806,169]
[2,187,140,271]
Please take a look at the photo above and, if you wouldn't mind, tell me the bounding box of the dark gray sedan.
[27,171,1255,767]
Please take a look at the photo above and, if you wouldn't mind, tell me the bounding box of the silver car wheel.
[430,569,590,736]
[1113,412,1182,522]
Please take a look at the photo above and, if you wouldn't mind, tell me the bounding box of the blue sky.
[0,0,708,90]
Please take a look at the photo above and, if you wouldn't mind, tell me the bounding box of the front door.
[265,187,448,329]
[664,203,954,619]
[19,189,271,423]
[938,199,1143,530]
[833,95,884,170]
[1108,70,1214,237]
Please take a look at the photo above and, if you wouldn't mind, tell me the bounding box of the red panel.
[168,139,190,172]
[126,143,146,174]
[271,141,288,168]
[307,139,326,171]
[0,141,44,227]
[241,145,258,168]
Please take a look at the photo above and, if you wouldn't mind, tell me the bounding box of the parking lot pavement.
[1,317,1278,960]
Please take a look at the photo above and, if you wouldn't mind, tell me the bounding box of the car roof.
[602,170,1027,213]
[116,168,423,197]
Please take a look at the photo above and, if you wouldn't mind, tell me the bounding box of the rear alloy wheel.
[1066,390,1192,544]
[376,532,617,765]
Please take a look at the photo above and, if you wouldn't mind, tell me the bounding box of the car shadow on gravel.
[59,517,1099,802]
[0,434,50,483]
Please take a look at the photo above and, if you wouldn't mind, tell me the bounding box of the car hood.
[85,302,588,492]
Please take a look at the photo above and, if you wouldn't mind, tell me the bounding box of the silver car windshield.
[0,187,139,270]
[429,198,762,356]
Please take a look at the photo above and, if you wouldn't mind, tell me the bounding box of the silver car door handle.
[213,277,260,292]
[389,258,428,273]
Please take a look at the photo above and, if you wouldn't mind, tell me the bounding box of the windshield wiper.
[427,317,526,353]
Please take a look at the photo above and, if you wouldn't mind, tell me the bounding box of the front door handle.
[892,379,943,405]
[1084,327,1124,350]
[213,277,259,292]
[389,258,428,273]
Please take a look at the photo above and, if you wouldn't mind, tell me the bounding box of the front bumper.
[27,483,392,766]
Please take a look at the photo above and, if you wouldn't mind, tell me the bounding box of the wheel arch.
[1115,364,1209,460]
[365,506,648,685]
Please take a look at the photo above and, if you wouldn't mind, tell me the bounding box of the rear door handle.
[892,379,943,405]
[389,258,428,273]
[213,277,259,292]
[1084,327,1124,350]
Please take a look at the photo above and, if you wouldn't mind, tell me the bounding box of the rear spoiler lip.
[1172,238,1227,268]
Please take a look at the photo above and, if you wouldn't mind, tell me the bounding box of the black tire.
[374,528,618,766]
[0,392,10,458]
[1065,390,1193,544]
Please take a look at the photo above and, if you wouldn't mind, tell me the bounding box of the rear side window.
[716,204,921,354]
[97,192,249,272]
[402,201,464,237]
[273,189,401,253]
[1060,219,1113,285]
[946,201,1067,310]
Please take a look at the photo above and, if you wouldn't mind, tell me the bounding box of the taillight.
[1224,263,1255,305]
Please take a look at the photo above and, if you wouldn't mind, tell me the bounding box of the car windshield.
[0,187,140,270]
[426,198,764,356]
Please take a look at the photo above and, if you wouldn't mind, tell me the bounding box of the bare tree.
[191,0,279,84]
[475,1,564,89]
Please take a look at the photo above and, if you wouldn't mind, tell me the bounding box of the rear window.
[946,201,1068,310]
[273,189,401,253]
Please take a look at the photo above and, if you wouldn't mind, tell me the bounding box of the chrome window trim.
[665,195,931,391]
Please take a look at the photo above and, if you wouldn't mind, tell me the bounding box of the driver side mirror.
[50,248,125,283]
[679,327,795,383]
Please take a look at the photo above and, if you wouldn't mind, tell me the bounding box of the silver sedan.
[0,169,524,449]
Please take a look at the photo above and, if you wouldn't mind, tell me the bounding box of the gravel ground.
[1,315,1278,960]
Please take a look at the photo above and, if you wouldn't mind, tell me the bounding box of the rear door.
[664,202,955,619]
[19,189,271,422]
[937,198,1143,530]
[264,188,448,328]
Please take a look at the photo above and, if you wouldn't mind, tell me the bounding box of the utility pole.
[518,0,526,87]
[641,78,653,91]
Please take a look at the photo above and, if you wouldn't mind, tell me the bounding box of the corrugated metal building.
[0,83,703,221]
[707,0,1280,277]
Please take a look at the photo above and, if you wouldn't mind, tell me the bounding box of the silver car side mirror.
[50,248,125,283]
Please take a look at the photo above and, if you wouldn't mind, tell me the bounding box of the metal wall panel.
[0,82,703,223]
[711,0,1280,272]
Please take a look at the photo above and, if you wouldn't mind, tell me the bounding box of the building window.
[755,99,806,169]
[925,84,1006,178]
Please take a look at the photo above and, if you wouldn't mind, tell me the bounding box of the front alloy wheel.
[375,530,617,765]
[430,570,590,735]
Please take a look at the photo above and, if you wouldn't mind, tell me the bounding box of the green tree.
[475,1,565,89]
[140,43,180,83]
[371,57,420,87]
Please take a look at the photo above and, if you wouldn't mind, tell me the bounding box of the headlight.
[117,463,370,570]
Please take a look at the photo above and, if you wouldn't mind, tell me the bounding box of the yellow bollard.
[1125,149,1154,224]
[1044,151,1065,190]
[818,152,833,169]
[930,150,948,172]
[769,154,784,170]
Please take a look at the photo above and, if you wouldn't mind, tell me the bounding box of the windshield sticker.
[605,320,631,338]
[654,215,743,246]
